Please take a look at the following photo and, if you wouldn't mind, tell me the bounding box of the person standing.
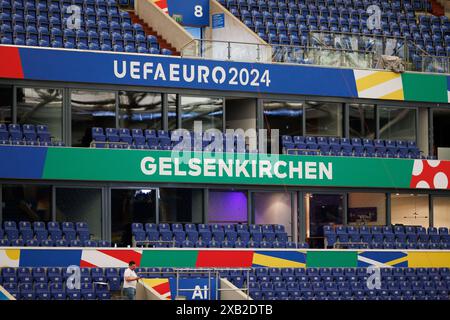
[123,261,140,300]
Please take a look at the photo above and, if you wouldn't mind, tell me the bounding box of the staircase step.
[430,0,445,16]
[127,10,179,55]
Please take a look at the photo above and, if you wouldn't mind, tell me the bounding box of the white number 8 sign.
[194,5,203,18]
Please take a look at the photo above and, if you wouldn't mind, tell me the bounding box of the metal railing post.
[227,42,231,60]
[256,44,260,62]
[176,269,179,299]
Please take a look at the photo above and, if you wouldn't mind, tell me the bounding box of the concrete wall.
[433,196,450,228]
[348,193,387,226]
[135,0,194,53]
[254,192,293,237]
[391,194,430,227]
[136,280,165,300]
[438,147,450,160]
[436,0,450,17]
[220,278,251,300]
[203,0,271,62]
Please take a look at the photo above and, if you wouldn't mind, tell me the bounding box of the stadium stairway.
[136,277,250,300]
[128,10,179,55]
[430,0,445,16]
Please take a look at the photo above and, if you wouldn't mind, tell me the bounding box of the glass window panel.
[71,90,116,147]
[180,96,223,131]
[349,104,376,139]
[263,100,303,136]
[168,94,178,130]
[379,107,416,141]
[254,192,293,238]
[348,193,386,225]
[305,101,343,136]
[2,184,52,222]
[159,188,203,223]
[306,193,344,248]
[391,194,429,227]
[433,196,450,228]
[111,189,157,246]
[17,87,63,141]
[118,91,162,130]
[0,85,13,124]
[56,188,103,240]
[208,190,248,224]
[432,108,450,149]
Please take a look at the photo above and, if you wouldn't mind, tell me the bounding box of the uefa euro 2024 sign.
[167,0,210,27]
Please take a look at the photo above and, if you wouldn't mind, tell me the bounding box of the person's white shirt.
[123,268,138,289]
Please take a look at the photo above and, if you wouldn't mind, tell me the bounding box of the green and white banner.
[1,146,450,190]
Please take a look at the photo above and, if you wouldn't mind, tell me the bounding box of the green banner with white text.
[1,146,450,189]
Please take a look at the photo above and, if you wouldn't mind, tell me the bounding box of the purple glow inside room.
[208,190,248,223]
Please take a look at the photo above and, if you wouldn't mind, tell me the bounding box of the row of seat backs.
[0,123,51,141]
[131,222,286,233]
[323,225,449,235]
[282,135,417,148]
[135,240,303,249]
[0,238,111,247]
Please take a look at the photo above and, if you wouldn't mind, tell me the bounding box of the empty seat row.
[131,222,287,233]
[91,127,260,152]
[131,223,291,248]
[282,135,423,158]
[0,238,111,247]
[135,239,306,249]
[0,221,111,246]
[0,123,51,142]
[220,0,450,72]
[0,0,172,55]
[323,225,450,248]
[2,220,90,242]
[1,281,111,300]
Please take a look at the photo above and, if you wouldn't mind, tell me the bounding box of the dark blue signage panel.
[0,46,359,98]
[212,13,225,29]
[167,0,210,27]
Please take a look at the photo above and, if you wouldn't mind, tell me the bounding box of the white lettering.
[235,160,250,177]
[159,157,172,175]
[273,161,287,178]
[204,158,216,177]
[169,64,180,81]
[143,62,153,80]
[113,60,126,78]
[140,157,156,175]
[212,66,226,84]
[183,65,195,82]
[259,160,272,178]
[198,66,209,83]
[188,158,202,176]
[130,61,140,79]
[305,162,317,179]
[155,63,166,81]
[319,162,333,180]
[174,158,186,176]
[289,161,302,179]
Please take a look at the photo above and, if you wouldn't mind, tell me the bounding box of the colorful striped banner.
[1,248,449,269]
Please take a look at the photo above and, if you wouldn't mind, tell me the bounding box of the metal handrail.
[181,38,376,58]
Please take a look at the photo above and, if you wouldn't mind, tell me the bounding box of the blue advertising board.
[169,278,217,300]
[4,46,358,98]
[167,0,210,27]
[212,13,225,29]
